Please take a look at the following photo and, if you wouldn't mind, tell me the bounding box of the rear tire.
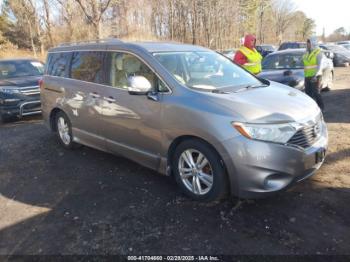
[172,139,228,201]
[55,111,78,149]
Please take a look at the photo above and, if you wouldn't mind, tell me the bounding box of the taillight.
[39,79,43,89]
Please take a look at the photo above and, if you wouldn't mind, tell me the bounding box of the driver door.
[97,52,167,170]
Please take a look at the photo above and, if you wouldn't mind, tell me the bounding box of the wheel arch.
[166,135,231,193]
[49,107,66,132]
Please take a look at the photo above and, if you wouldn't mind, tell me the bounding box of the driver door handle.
[90,92,100,98]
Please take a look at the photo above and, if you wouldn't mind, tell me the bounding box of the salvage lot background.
[0,68,349,255]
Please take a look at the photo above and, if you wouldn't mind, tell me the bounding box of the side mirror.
[325,51,334,59]
[127,76,152,95]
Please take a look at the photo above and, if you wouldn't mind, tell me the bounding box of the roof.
[48,38,210,53]
[0,58,40,62]
[267,48,306,55]
[281,41,305,44]
[132,42,210,52]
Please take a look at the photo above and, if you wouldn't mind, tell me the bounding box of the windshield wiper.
[234,84,268,93]
[211,89,231,94]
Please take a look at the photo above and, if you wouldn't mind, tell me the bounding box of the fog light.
[264,179,285,190]
[264,174,291,191]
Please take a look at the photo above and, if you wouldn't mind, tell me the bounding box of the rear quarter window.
[47,52,71,77]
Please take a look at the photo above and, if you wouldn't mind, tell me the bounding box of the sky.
[293,0,350,36]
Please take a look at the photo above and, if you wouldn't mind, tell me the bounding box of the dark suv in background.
[278,42,307,51]
[0,58,44,123]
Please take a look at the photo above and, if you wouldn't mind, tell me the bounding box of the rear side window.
[47,52,71,77]
[70,51,107,84]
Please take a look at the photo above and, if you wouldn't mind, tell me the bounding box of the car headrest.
[115,54,123,71]
[123,56,141,74]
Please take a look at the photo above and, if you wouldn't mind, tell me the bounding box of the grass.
[0,47,47,62]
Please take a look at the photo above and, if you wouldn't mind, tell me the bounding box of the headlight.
[233,122,300,143]
[0,86,20,94]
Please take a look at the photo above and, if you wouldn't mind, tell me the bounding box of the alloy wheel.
[178,149,214,195]
[57,116,71,145]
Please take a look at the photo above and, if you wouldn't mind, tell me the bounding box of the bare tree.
[272,0,296,44]
[2,0,319,53]
[43,0,54,46]
[74,0,115,39]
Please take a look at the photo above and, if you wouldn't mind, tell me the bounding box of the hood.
[0,75,42,87]
[206,81,320,124]
[244,34,256,50]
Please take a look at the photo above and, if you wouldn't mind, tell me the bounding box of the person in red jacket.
[234,34,262,75]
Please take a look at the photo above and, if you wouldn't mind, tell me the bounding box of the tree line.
[0,0,319,56]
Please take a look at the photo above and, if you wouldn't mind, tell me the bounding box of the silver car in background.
[41,39,328,201]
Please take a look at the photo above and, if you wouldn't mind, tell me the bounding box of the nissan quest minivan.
[41,39,328,201]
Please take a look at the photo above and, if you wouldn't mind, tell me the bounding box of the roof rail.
[58,38,123,47]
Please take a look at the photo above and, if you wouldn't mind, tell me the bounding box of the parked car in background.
[259,49,334,91]
[256,44,277,57]
[41,39,327,201]
[221,49,236,60]
[0,58,44,123]
[278,42,307,51]
[336,41,350,45]
[338,43,350,50]
[320,44,350,66]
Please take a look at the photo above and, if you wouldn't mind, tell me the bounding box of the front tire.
[0,113,15,124]
[55,111,76,149]
[172,139,228,201]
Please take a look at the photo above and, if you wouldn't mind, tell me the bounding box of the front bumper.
[220,127,328,199]
[0,99,41,118]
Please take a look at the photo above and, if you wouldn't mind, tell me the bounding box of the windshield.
[0,60,44,80]
[260,45,276,51]
[262,53,304,70]
[153,51,262,91]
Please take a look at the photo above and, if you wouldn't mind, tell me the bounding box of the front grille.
[287,121,322,149]
[19,86,40,96]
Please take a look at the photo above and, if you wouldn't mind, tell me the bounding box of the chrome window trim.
[47,49,172,94]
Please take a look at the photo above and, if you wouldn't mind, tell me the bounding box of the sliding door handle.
[104,96,116,103]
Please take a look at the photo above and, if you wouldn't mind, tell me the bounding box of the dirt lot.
[0,68,349,256]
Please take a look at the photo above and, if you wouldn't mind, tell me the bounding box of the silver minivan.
[41,39,328,201]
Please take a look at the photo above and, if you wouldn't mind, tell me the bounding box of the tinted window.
[279,44,287,50]
[47,52,70,77]
[261,45,276,51]
[108,52,168,92]
[0,60,44,79]
[298,43,307,49]
[70,51,107,84]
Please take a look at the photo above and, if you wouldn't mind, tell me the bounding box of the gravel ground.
[0,68,349,256]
